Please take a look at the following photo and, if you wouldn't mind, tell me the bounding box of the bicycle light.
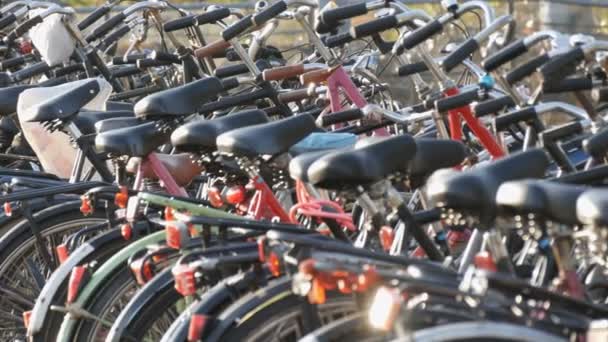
[369,286,401,331]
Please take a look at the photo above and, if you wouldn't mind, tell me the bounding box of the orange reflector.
[3,202,12,217]
[308,278,326,304]
[166,223,188,250]
[225,186,246,204]
[173,264,197,296]
[67,266,87,303]
[267,252,281,277]
[80,196,92,215]
[474,251,497,272]
[130,258,154,286]
[56,244,69,264]
[164,207,175,221]
[379,226,395,252]
[188,314,208,342]
[23,310,32,330]
[114,186,128,209]
[121,223,132,240]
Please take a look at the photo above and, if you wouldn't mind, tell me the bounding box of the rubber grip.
[474,96,515,117]
[54,63,85,77]
[435,89,480,112]
[151,51,180,64]
[494,107,539,132]
[163,14,195,32]
[85,12,125,42]
[397,62,428,76]
[324,32,353,48]
[112,65,140,78]
[442,38,479,72]
[320,2,367,25]
[78,5,111,31]
[592,87,608,103]
[399,19,443,50]
[542,77,593,93]
[112,53,146,65]
[199,87,272,113]
[252,1,287,26]
[194,39,231,59]
[350,15,398,39]
[0,54,31,70]
[277,88,313,103]
[320,108,363,126]
[221,77,240,91]
[482,38,527,72]
[195,7,231,25]
[214,63,249,78]
[136,58,173,69]
[99,25,130,50]
[262,64,305,81]
[12,61,50,81]
[539,47,585,81]
[315,19,337,35]
[300,67,335,84]
[5,15,43,43]
[221,14,253,41]
[0,13,17,31]
[504,53,549,85]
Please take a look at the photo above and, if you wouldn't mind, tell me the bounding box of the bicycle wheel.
[300,313,386,342]
[0,200,107,341]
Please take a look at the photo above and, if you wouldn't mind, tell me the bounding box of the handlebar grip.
[504,53,549,85]
[473,96,515,117]
[136,58,173,69]
[441,38,479,72]
[194,39,231,59]
[112,65,140,78]
[199,87,272,113]
[151,51,181,64]
[54,63,85,77]
[221,76,240,91]
[12,61,50,81]
[252,0,287,26]
[320,2,367,25]
[112,53,146,65]
[399,19,443,50]
[262,64,305,81]
[482,38,527,72]
[592,87,608,103]
[539,47,585,81]
[397,62,428,77]
[85,12,125,42]
[221,14,253,41]
[320,108,363,126]
[214,63,249,78]
[300,67,335,85]
[324,32,353,48]
[0,54,32,70]
[163,14,195,32]
[542,77,593,93]
[109,84,163,102]
[494,107,541,132]
[435,89,480,112]
[78,5,111,31]
[195,7,231,26]
[99,25,130,50]
[315,19,337,35]
[5,15,43,43]
[350,15,398,39]
[277,88,314,103]
[0,13,17,31]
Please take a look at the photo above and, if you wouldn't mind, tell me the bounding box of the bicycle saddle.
[577,189,608,226]
[95,121,170,157]
[20,79,101,123]
[217,113,317,157]
[289,149,344,183]
[171,109,270,153]
[496,180,587,225]
[0,84,36,116]
[94,117,142,134]
[126,153,202,186]
[134,77,224,118]
[307,135,418,189]
[73,110,134,135]
[426,149,549,224]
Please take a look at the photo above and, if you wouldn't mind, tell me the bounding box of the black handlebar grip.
[320,2,367,25]
[494,107,539,132]
[397,62,428,77]
[540,47,585,81]
[504,53,549,85]
[163,14,195,32]
[221,14,253,41]
[315,18,337,35]
[543,77,593,93]
[136,58,173,69]
[214,63,249,78]
[221,77,240,91]
[112,65,140,78]
[0,13,17,31]
[473,96,515,117]
[112,53,146,65]
[482,38,527,72]
[195,7,231,26]
[592,87,608,103]
[85,12,126,42]
[199,87,272,113]
[442,38,479,72]
[252,0,287,26]
[151,51,181,64]
[324,32,353,48]
[12,61,50,81]
[78,5,111,31]
[54,63,85,77]
[350,15,398,39]
[399,19,443,50]
[0,54,32,70]
[99,25,130,50]
[320,108,364,126]
[5,15,43,43]
[435,89,480,112]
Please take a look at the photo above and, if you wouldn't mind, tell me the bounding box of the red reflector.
[308,278,326,304]
[164,207,175,221]
[114,186,128,209]
[130,258,154,286]
[3,202,12,217]
[173,264,197,296]
[474,251,497,272]
[20,41,32,54]
[80,196,92,215]
[225,186,246,205]
[166,223,188,249]
[257,237,266,263]
[23,310,32,329]
[267,252,281,277]
[207,187,223,208]
[121,223,132,240]
[379,226,395,252]
[56,244,69,264]
[67,266,87,303]
[188,314,208,341]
